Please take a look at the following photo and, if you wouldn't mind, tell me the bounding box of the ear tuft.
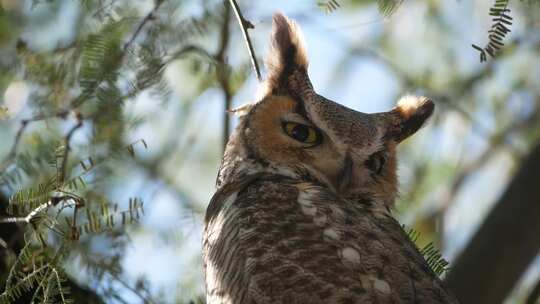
[395,95,434,120]
[391,95,434,142]
[265,13,308,94]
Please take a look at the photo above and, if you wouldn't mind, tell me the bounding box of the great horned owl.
[203,13,458,304]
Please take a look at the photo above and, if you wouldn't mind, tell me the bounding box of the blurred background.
[0,0,539,303]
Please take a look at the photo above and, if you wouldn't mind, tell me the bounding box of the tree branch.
[229,0,262,81]
[526,276,540,304]
[445,140,540,304]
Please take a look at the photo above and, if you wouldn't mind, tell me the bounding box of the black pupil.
[291,124,310,142]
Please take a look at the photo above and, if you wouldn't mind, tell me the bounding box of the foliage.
[0,0,220,302]
[0,139,146,303]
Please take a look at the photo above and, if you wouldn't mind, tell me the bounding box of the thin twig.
[0,193,80,227]
[0,201,51,225]
[58,113,84,186]
[229,0,262,81]
[123,0,165,52]
[0,217,29,224]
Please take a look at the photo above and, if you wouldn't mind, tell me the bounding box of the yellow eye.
[282,122,321,145]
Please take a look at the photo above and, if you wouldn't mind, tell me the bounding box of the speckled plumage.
[203,13,458,304]
[205,177,457,303]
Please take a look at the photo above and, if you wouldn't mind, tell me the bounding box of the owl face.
[219,14,433,207]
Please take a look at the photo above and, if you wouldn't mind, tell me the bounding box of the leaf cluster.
[472,0,513,62]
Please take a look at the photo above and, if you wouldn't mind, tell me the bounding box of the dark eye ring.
[282,122,322,146]
[365,151,387,174]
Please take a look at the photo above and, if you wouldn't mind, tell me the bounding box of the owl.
[203,13,458,304]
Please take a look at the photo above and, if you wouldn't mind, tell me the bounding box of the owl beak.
[337,152,354,192]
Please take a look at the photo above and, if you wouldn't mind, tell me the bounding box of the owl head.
[218,13,433,207]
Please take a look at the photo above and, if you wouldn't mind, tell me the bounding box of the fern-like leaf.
[420,242,450,276]
[7,177,56,216]
[78,21,125,99]
[73,197,144,237]
[404,226,450,277]
[0,265,49,303]
[472,0,512,62]
[405,226,421,243]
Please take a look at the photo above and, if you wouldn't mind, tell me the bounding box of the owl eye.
[365,151,387,174]
[282,122,321,145]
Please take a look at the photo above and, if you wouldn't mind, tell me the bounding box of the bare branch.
[0,217,29,224]
[0,201,50,225]
[123,0,165,52]
[526,276,540,304]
